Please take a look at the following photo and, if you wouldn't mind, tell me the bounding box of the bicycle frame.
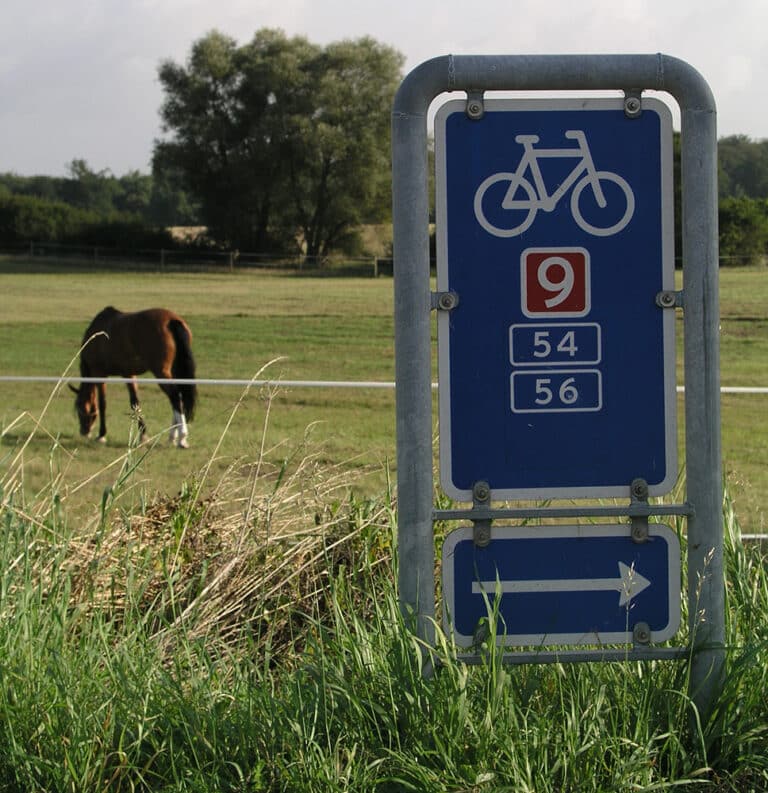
[503,130,607,211]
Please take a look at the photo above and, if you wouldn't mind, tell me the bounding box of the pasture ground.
[0,263,766,530]
[0,268,399,522]
[1,262,767,790]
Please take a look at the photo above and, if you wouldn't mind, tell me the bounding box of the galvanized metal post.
[678,92,725,720]
[392,74,437,644]
[392,54,723,717]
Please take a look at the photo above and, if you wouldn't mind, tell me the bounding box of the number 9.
[538,256,574,308]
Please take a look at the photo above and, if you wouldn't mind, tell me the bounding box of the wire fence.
[0,240,394,277]
[0,375,398,388]
[2,375,768,394]
[3,374,765,538]
[2,240,764,273]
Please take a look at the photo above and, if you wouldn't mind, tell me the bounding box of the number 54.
[533,330,578,359]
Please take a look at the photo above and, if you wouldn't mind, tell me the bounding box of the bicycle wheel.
[474,173,537,238]
[571,172,635,237]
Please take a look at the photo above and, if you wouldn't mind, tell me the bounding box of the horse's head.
[69,384,98,437]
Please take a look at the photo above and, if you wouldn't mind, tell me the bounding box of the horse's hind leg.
[126,380,147,442]
[171,406,189,448]
[162,385,189,448]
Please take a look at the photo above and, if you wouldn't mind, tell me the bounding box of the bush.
[0,193,175,249]
[718,196,768,266]
[0,194,92,243]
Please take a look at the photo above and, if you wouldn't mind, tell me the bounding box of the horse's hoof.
[177,438,189,449]
[97,436,107,444]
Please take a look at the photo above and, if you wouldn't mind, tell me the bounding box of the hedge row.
[0,194,175,249]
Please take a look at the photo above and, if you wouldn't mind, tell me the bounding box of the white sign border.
[434,97,677,502]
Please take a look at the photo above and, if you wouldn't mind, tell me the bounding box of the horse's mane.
[92,305,121,324]
[80,306,122,377]
[83,306,120,337]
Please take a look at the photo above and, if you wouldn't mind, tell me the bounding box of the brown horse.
[70,307,197,447]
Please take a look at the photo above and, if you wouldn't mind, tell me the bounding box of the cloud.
[1,0,767,175]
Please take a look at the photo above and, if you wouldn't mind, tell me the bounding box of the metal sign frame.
[392,54,723,720]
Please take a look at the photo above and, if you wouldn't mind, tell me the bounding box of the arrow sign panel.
[443,524,680,647]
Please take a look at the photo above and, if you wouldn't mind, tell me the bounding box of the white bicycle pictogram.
[473,130,635,238]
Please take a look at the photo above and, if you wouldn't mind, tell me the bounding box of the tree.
[155,31,269,249]
[718,196,768,265]
[154,29,403,254]
[114,170,153,216]
[147,167,200,227]
[62,159,119,214]
[272,37,403,257]
[718,135,768,199]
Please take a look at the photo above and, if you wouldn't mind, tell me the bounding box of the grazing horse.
[70,307,197,447]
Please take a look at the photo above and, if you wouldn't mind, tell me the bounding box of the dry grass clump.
[1,373,395,661]
[58,444,394,657]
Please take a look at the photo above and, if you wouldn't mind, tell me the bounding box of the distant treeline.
[2,133,768,265]
[716,135,768,265]
[0,159,198,251]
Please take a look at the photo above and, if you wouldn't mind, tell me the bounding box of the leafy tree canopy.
[154,28,404,255]
[718,196,768,265]
[718,134,768,199]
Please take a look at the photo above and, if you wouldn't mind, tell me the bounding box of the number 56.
[535,376,579,405]
[511,370,602,413]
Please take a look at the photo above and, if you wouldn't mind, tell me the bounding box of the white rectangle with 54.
[510,323,601,366]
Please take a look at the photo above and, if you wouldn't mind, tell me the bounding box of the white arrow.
[471,561,651,607]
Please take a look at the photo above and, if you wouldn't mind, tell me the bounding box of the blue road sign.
[442,524,681,647]
[434,98,677,500]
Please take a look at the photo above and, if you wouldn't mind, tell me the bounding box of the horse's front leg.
[126,379,147,442]
[97,382,108,442]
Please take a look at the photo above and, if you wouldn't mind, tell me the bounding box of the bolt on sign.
[434,98,677,500]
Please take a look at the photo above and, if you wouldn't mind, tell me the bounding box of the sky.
[1,0,766,177]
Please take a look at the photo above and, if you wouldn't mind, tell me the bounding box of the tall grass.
[1,399,767,790]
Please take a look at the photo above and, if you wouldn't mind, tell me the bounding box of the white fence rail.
[0,376,397,388]
[2,376,768,394]
[2,376,765,539]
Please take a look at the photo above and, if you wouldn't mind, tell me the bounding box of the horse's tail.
[169,318,197,421]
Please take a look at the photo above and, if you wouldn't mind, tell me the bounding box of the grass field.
[1,262,767,790]
[1,263,767,529]
[0,268,401,522]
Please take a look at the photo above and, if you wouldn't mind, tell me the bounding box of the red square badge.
[521,248,590,317]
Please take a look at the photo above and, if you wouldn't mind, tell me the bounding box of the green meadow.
[1,264,766,530]
[0,262,767,791]
[0,268,400,520]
